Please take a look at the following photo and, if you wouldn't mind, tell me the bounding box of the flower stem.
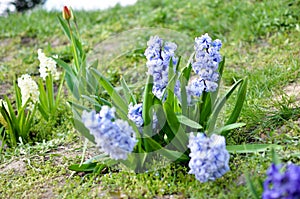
[67,21,80,73]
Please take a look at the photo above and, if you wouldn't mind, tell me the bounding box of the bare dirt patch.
[50,37,69,48]
[283,81,300,104]
[0,159,26,173]
[20,36,37,46]
[0,38,13,48]
[37,176,66,199]
[0,38,14,62]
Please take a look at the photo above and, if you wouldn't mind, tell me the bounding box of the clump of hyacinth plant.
[37,49,64,121]
[0,75,38,147]
[0,49,64,148]
[58,8,279,182]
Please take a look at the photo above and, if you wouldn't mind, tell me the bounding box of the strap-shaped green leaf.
[91,68,127,114]
[68,163,97,172]
[163,102,188,151]
[211,123,246,135]
[120,77,136,105]
[226,78,248,125]
[73,118,96,144]
[45,74,54,113]
[142,76,154,126]
[165,57,181,106]
[245,173,260,199]
[55,71,65,109]
[207,79,243,134]
[84,154,110,164]
[14,80,22,110]
[177,115,203,129]
[271,148,281,165]
[159,148,189,162]
[226,144,282,153]
[54,58,75,76]
[199,92,212,129]
[57,16,71,41]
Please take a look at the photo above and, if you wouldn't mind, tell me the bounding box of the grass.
[0,0,300,198]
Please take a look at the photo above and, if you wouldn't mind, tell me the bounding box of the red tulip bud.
[62,6,73,21]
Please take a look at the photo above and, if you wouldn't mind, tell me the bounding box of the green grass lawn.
[0,0,300,198]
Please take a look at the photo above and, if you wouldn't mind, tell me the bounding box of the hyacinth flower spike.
[82,106,137,160]
[188,133,230,182]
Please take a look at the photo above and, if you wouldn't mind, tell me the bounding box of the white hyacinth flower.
[17,74,40,110]
[37,49,60,80]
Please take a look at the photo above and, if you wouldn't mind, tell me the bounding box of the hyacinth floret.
[262,163,300,199]
[38,49,60,80]
[188,133,230,183]
[127,103,159,132]
[82,106,137,160]
[195,33,212,51]
[186,78,205,98]
[17,74,40,110]
[128,103,143,127]
[187,33,222,101]
[144,35,178,99]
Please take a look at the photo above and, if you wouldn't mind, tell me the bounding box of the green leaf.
[141,137,163,152]
[73,118,95,144]
[210,123,246,135]
[142,75,154,126]
[55,71,65,108]
[159,149,189,162]
[45,74,55,112]
[226,78,248,125]
[179,74,188,116]
[68,163,97,172]
[207,79,243,133]
[120,77,136,105]
[165,57,181,106]
[14,80,22,110]
[54,58,75,75]
[69,105,95,143]
[38,81,49,120]
[199,92,212,129]
[91,95,112,107]
[121,153,148,172]
[57,16,71,40]
[271,148,281,165]
[0,126,5,153]
[181,52,194,79]
[163,102,178,138]
[227,144,282,153]
[177,115,203,129]
[163,102,188,151]
[245,173,260,199]
[217,58,225,81]
[67,100,91,112]
[91,68,127,115]
[4,96,19,137]
[81,95,102,110]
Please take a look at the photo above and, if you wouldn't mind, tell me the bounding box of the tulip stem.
[68,21,80,73]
